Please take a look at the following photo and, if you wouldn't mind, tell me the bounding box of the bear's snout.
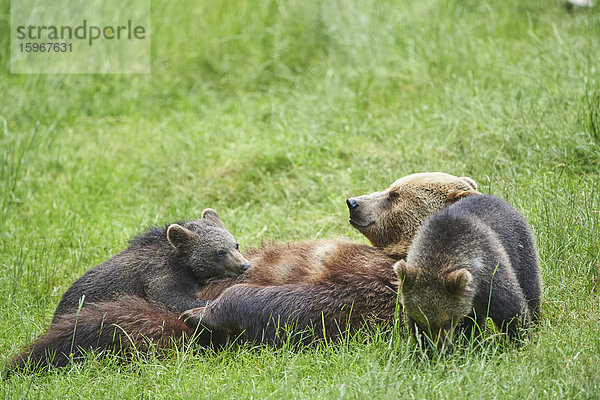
[241,262,251,271]
[347,196,375,229]
[346,198,359,210]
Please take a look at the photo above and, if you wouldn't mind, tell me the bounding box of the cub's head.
[394,260,475,351]
[167,208,251,279]
[346,172,478,256]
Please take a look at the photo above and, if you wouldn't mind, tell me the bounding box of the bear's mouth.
[349,219,374,228]
[224,269,245,278]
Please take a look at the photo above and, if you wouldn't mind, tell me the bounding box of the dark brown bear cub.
[394,195,541,351]
[8,208,249,373]
[52,208,250,322]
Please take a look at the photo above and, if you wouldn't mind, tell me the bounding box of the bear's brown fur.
[181,239,398,345]
[193,238,346,300]
[7,296,194,375]
[7,172,479,372]
[180,173,480,344]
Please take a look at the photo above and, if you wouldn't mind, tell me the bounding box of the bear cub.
[52,208,250,322]
[7,208,248,374]
[394,195,541,350]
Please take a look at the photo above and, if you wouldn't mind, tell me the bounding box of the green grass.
[1,0,599,398]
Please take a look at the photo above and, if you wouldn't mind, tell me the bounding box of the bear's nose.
[241,262,251,271]
[346,198,359,210]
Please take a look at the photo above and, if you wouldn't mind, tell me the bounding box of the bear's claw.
[180,306,206,329]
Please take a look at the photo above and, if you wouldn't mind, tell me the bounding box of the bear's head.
[346,172,478,258]
[394,259,475,352]
[167,208,251,279]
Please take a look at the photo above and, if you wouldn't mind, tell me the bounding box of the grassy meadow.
[1,0,599,398]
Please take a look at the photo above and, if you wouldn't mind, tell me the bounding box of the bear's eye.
[387,191,399,200]
[235,243,240,250]
[217,250,226,258]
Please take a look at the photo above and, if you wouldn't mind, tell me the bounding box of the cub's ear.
[167,224,197,249]
[394,260,418,289]
[460,176,478,190]
[201,208,225,228]
[445,268,472,293]
[446,188,480,204]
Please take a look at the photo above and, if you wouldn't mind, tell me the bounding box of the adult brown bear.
[181,173,479,344]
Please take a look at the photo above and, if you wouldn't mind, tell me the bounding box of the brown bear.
[181,172,480,344]
[394,194,541,351]
[51,208,250,320]
[6,172,478,373]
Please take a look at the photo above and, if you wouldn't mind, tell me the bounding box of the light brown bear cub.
[395,195,541,351]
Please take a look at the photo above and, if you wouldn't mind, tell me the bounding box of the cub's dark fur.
[52,208,250,321]
[395,195,541,350]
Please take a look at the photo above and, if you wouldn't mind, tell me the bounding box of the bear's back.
[448,195,541,316]
[52,249,148,321]
[52,224,175,321]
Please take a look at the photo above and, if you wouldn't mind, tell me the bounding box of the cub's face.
[346,172,478,250]
[189,225,250,278]
[401,284,465,351]
[167,209,251,279]
[395,260,474,351]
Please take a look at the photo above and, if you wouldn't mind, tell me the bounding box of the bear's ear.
[394,260,418,289]
[445,268,472,293]
[201,208,225,228]
[167,224,197,249]
[460,176,478,190]
[446,188,480,204]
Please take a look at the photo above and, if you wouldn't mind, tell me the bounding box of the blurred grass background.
[1,0,599,398]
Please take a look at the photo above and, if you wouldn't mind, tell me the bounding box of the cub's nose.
[241,262,251,271]
[346,198,359,210]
